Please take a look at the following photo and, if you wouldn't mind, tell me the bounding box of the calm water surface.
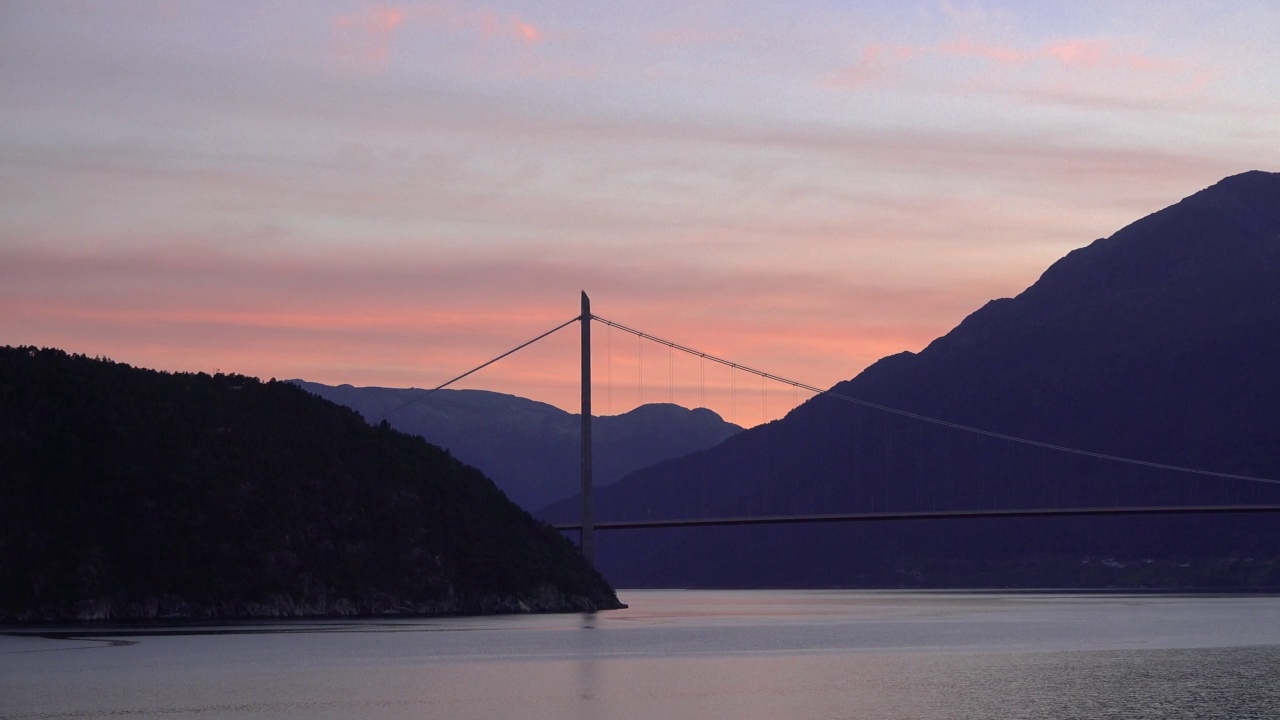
[3,591,1279,719]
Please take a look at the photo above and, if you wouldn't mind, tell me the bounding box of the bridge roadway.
[551,504,1280,531]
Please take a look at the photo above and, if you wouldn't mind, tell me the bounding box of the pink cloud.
[939,38,1031,64]
[332,4,406,65]
[331,3,541,67]
[370,5,406,33]
[1043,39,1108,67]
[830,43,927,88]
[469,9,542,43]
[514,18,541,43]
[831,35,1211,101]
[933,36,1183,74]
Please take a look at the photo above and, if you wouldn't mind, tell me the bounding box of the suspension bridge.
[387,292,1280,566]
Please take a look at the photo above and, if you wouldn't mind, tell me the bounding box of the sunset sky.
[3,1,1278,427]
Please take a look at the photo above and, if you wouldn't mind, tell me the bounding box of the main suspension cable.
[377,316,580,421]
[590,313,1280,487]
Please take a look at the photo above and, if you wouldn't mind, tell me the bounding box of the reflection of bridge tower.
[580,291,594,565]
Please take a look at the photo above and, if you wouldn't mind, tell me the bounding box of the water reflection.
[2,591,1278,720]
[576,612,599,715]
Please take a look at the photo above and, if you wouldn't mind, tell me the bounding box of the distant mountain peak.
[1198,168,1280,195]
[293,381,743,511]
[947,170,1280,326]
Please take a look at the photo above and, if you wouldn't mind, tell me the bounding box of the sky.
[2,1,1278,427]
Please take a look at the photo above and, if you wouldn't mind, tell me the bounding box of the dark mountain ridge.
[545,170,1280,588]
[291,381,742,511]
[0,348,621,622]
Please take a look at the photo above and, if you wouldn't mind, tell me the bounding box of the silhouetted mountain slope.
[291,382,741,511]
[0,348,621,622]
[545,170,1280,589]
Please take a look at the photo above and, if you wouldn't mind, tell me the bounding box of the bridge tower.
[580,291,594,565]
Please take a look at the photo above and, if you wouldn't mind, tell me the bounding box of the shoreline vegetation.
[0,346,622,624]
[6,587,1277,633]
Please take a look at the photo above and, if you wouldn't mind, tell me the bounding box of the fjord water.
[3,591,1279,720]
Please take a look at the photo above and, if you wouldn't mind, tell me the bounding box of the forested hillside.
[0,347,621,622]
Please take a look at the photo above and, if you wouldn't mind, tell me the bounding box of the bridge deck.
[551,504,1280,531]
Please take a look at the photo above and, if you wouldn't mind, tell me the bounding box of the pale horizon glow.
[2,1,1278,426]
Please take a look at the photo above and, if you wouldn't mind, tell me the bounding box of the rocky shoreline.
[2,583,626,624]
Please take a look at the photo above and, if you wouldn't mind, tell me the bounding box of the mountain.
[290,382,742,511]
[543,170,1280,589]
[0,347,622,622]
